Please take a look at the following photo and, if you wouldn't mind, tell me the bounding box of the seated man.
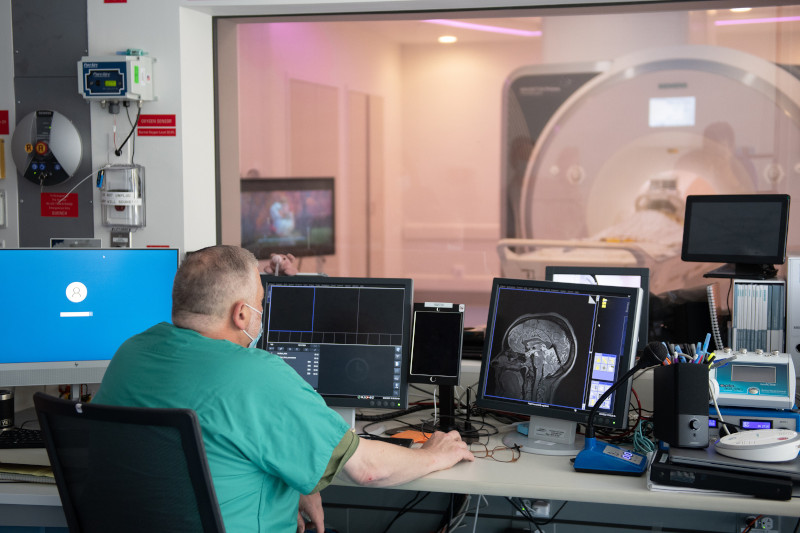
[94,245,473,533]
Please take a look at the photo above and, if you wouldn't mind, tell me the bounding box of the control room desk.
[332,429,800,518]
[2,429,799,528]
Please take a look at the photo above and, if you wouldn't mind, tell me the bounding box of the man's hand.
[297,492,325,533]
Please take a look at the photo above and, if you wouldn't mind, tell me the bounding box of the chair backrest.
[33,392,226,533]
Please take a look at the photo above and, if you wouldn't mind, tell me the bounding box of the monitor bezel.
[260,274,413,409]
[545,265,649,355]
[680,194,791,265]
[240,177,336,259]
[0,248,180,388]
[475,277,642,431]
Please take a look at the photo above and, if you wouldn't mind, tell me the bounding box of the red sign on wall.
[138,127,176,137]
[0,110,9,135]
[139,114,176,127]
[41,193,79,218]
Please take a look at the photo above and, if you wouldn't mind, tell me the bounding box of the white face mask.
[242,303,263,349]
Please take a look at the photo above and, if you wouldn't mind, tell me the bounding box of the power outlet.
[739,515,778,532]
[518,499,550,518]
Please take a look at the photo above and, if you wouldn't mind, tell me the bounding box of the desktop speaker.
[0,389,13,430]
[653,364,709,448]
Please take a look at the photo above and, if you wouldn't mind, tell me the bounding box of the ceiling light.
[715,15,800,26]
[424,19,541,37]
[730,8,752,12]
[438,35,457,44]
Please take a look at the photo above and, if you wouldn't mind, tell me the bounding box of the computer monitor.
[545,266,649,355]
[476,278,642,456]
[260,275,413,424]
[681,194,790,280]
[0,248,179,388]
[241,177,335,259]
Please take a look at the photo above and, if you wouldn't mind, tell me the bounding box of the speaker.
[653,364,709,448]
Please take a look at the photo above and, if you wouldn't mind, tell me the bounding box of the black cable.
[381,491,430,533]
[126,104,138,163]
[115,103,141,157]
[793,517,800,533]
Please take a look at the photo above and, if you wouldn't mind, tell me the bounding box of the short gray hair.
[172,245,259,328]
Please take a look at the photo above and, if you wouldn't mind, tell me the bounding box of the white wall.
[0,0,17,249]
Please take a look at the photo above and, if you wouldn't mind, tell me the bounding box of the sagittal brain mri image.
[488,314,577,404]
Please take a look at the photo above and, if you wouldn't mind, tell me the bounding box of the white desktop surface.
[332,426,800,517]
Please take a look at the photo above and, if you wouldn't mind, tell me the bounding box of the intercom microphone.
[573,342,669,475]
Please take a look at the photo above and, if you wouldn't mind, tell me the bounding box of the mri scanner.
[499,45,800,295]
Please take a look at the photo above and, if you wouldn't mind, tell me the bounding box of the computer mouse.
[714,429,800,462]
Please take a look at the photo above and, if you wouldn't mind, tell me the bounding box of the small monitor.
[648,96,695,128]
[260,275,412,414]
[476,278,642,456]
[241,177,335,259]
[681,194,790,279]
[408,303,464,386]
[408,302,466,434]
[0,248,179,387]
[545,266,649,355]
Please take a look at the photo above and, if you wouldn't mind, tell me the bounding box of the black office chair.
[33,392,226,533]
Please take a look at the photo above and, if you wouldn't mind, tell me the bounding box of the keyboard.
[0,427,45,449]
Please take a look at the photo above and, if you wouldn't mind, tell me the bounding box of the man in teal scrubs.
[94,245,473,533]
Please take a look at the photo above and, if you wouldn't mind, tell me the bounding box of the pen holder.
[653,364,709,448]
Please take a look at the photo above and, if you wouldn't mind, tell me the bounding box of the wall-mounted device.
[10,110,82,187]
[78,55,155,102]
[96,164,145,228]
[711,351,795,410]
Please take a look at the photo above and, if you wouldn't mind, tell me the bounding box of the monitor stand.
[703,263,777,280]
[429,385,477,443]
[332,407,356,430]
[502,416,584,456]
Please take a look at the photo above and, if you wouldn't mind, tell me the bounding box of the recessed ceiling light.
[438,35,458,44]
[730,8,753,13]
[424,19,540,37]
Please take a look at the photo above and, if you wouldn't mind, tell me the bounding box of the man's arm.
[342,430,474,487]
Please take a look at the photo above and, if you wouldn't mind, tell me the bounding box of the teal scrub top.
[94,322,350,533]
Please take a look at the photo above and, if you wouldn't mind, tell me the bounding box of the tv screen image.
[241,177,335,259]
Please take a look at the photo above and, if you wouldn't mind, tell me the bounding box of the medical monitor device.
[681,194,790,280]
[408,302,465,433]
[241,177,335,259]
[0,248,179,388]
[476,278,642,456]
[545,266,649,355]
[260,275,412,423]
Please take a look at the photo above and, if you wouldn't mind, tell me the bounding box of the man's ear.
[231,301,249,330]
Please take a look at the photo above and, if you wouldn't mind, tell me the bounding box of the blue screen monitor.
[476,278,642,456]
[260,275,412,411]
[0,248,179,387]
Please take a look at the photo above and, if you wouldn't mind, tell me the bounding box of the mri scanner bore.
[500,45,800,295]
